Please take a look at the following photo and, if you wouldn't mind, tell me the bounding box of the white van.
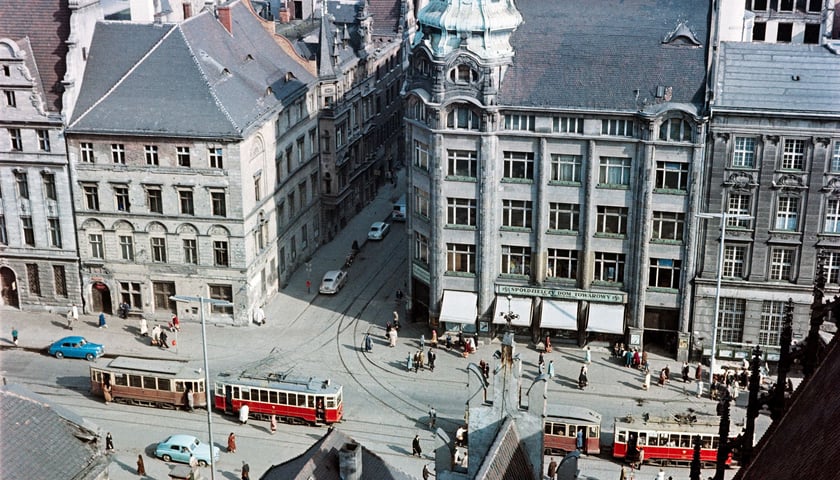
[392,194,407,222]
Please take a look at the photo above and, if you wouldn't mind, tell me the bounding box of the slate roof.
[0,0,71,112]
[498,0,710,111]
[473,417,536,480]
[69,0,316,139]
[262,427,417,480]
[715,42,840,114]
[368,0,402,36]
[0,384,108,480]
[734,338,840,480]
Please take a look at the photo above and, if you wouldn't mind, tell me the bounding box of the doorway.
[91,282,113,314]
[0,267,19,308]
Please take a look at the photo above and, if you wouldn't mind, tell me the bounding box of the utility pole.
[739,345,762,466]
[770,298,794,421]
[690,435,702,480]
[713,387,732,480]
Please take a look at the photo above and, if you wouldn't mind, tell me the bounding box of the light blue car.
[47,336,104,361]
[154,434,220,466]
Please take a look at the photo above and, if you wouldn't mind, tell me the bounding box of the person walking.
[412,434,423,457]
[578,365,588,389]
[682,361,690,383]
[139,317,148,337]
[420,334,426,349]
[430,329,438,348]
[186,387,195,412]
[151,324,161,346]
[576,428,585,451]
[171,314,180,331]
[389,327,398,347]
[632,348,640,368]
[422,463,435,479]
[547,360,555,378]
[624,349,633,368]
[11,327,18,346]
[136,454,146,476]
[695,363,703,382]
[428,406,437,429]
[160,330,169,349]
[189,454,198,473]
[270,414,277,434]
[241,461,250,480]
[658,368,667,386]
[407,351,414,372]
[98,312,108,328]
[696,379,704,398]
[105,432,114,452]
[71,303,79,325]
[227,432,237,453]
[547,457,558,479]
[642,370,651,391]
[428,348,436,372]
[656,467,666,480]
[364,333,373,352]
[584,346,592,364]
[619,465,628,480]
[538,351,545,369]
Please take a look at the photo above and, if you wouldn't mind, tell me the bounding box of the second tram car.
[213,357,343,425]
[90,357,206,409]
[613,413,733,467]
[543,405,602,455]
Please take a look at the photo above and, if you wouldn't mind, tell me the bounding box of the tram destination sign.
[496,285,625,303]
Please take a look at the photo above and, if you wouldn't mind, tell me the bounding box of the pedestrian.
[663,365,671,382]
[430,329,438,348]
[445,333,453,350]
[480,359,490,382]
[412,434,423,457]
[696,379,704,398]
[624,349,633,368]
[364,333,373,352]
[136,454,146,476]
[695,363,703,382]
[227,432,237,452]
[389,328,398,347]
[637,447,645,470]
[457,331,464,349]
[547,360,555,378]
[71,303,79,323]
[641,351,649,369]
[428,406,437,429]
[643,370,651,390]
[658,368,667,386]
[682,361,690,383]
[270,414,277,434]
[576,428,584,451]
[186,387,194,411]
[103,376,113,404]
[151,324,162,346]
[632,348,640,368]
[105,432,114,452]
[578,365,588,389]
[417,349,425,370]
[455,425,467,447]
[99,312,108,328]
[239,404,249,424]
[538,351,545,369]
[171,314,180,331]
[547,457,558,479]
[422,463,435,479]
[393,310,400,327]
[584,346,591,364]
[656,467,665,480]
[619,465,628,480]
[407,351,414,372]
[420,334,425,349]
[613,342,621,358]
[545,335,552,353]
[11,327,18,346]
[241,461,250,480]
[189,454,198,472]
[428,348,436,372]
[160,330,169,349]
[139,317,148,337]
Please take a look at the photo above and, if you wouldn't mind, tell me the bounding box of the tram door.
[316,396,325,422]
[225,386,233,414]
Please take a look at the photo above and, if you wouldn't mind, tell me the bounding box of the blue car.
[155,434,220,466]
[47,336,104,361]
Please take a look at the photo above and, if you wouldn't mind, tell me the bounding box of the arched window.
[659,118,692,142]
[447,105,481,130]
[448,64,478,84]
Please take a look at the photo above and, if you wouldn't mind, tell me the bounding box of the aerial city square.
[1,0,840,479]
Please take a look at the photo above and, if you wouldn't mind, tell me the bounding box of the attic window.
[285,72,296,82]
[244,53,254,62]
[222,68,231,76]
[662,21,701,46]
[266,86,273,96]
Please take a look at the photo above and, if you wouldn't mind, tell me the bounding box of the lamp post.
[499,294,519,332]
[170,295,233,480]
[696,212,752,382]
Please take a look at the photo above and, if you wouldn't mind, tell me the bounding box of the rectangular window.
[119,235,135,261]
[179,189,194,215]
[726,194,752,228]
[753,22,766,41]
[27,264,40,296]
[769,247,794,281]
[601,118,634,136]
[546,249,577,279]
[447,198,477,226]
[83,185,100,210]
[651,211,684,241]
[717,298,745,344]
[831,143,840,172]
[548,202,580,231]
[111,144,125,164]
[415,188,430,218]
[447,150,478,178]
[297,137,305,163]
[550,154,582,183]
[151,237,167,262]
[211,191,226,216]
[48,218,62,247]
[599,157,631,186]
[502,199,533,229]
[214,241,229,266]
[53,265,67,297]
[42,173,57,201]
[177,146,191,167]
[649,258,681,289]
[298,182,307,207]
[4,90,16,107]
[655,162,689,191]
[89,234,104,259]
[826,251,840,284]
[147,187,163,214]
[114,185,130,212]
[759,301,784,346]
[120,281,142,307]
[596,206,628,235]
[9,128,22,150]
[37,130,51,151]
[825,198,840,233]
[776,22,793,42]
[183,239,198,264]
[723,244,747,278]
[80,142,95,163]
[209,285,234,314]
[446,243,476,273]
[594,252,625,283]
[781,139,805,170]
[414,141,429,171]
[15,171,29,199]
[21,216,35,246]
[415,232,429,264]
[254,176,262,202]
[209,147,224,168]
[774,197,799,231]
[503,114,535,131]
[553,116,583,134]
[502,151,534,180]
[501,245,531,275]
[144,145,159,165]
[0,215,6,245]
[804,23,820,44]
[732,137,755,168]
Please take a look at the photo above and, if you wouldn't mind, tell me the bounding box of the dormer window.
[449,64,478,84]
[413,57,431,76]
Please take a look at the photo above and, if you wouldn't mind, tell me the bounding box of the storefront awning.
[492,296,533,327]
[586,303,625,334]
[439,290,477,325]
[540,300,579,330]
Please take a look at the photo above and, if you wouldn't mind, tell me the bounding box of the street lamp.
[170,295,233,480]
[695,212,752,382]
[500,294,519,332]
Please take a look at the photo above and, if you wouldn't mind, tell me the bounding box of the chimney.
[217,5,232,33]
[183,2,192,19]
[338,442,362,480]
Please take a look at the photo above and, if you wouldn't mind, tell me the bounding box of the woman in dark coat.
[578,366,588,389]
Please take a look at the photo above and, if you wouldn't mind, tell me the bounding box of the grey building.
[65,0,320,324]
[404,0,711,357]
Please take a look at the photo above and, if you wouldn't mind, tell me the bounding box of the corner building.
[404,0,711,356]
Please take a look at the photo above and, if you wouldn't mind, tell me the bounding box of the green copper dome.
[415,0,522,59]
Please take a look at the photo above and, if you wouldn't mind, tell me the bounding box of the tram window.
[300,395,307,407]
[278,392,287,404]
[325,397,335,408]
[617,430,626,443]
[337,390,342,405]
[114,374,127,386]
[589,426,598,438]
[251,389,259,401]
[91,370,100,382]
[241,389,250,401]
[711,437,719,449]
[233,387,240,398]
[659,433,669,446]
[544,423,552,434]
[669,434,679,446]
[679,435,690,448]
[269,391,278,404]
[197,382,204,393]
[260,390,269,402]
[648,435,659,446]
[175,381,185,392]
[702,436,712,449]
[158,378,171,391]
[638,433,647,446]
[129,375,143,388]
[308,396,314,408]
[555,424,567,436]
[143,376,157,389]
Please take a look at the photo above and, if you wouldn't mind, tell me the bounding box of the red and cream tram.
[613,413,733,467]
[213,358,343,425]
[90,356,206,409]
[543,405,602,455]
